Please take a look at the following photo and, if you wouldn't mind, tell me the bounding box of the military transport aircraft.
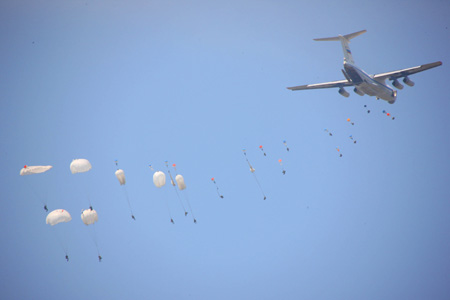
[287,30,442,104]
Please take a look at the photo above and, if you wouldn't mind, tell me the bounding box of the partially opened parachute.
[153,171,166,188]
[46,209,72,226]
[81,209,98,225]
[115,169,126,185]
[175,174,186,190]
[20,165,52,175]
[70,159,92,174]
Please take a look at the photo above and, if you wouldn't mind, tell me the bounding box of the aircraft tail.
[314,30,366,64]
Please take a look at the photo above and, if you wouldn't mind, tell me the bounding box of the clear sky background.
[1,0,449,299]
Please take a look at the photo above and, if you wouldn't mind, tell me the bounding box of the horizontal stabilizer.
[314,30,367,42]
[313,30,366,64]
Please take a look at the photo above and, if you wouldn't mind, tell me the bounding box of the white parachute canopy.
[175,174,186,190]
[81,209,98,225]
[115,169,126,185]
[20,165,52,176]
[46,209,72,226]
[153,171,166,188]
[70,159,92,174]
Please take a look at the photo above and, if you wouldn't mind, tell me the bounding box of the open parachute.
[70,159,92,174]
[46,209,72,226]
[81,209,99,225]
[80,208,102,262]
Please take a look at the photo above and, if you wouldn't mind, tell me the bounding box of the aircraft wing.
[373,61,442,81]
[287,79,353,91]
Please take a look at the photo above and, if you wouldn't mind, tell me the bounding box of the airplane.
[287,30,442,104]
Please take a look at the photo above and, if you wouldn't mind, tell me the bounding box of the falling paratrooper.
[114,160,135,220]
[382,110,395,120]
[324,129,333,136]
[46,209,72,261]
[70,158,95,209]
[243,149,266,200]
[173,164,197,224]
[259,145,267,156]
[20,164,53,211]
[152,169,174,224]
[283,140,290,152]
[81,208,102,262]
[211,177,224,199]
[278,159,286,175]
[165,161,188,217]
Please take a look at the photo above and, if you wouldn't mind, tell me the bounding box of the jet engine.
[392,79,404,90]
[338,87,350,97]
[403,76,415,87]
[353,87,364,96]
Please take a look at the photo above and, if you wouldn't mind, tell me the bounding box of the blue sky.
[1,0,449,299]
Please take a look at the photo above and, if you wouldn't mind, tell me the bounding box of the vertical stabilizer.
[314,30,366,64]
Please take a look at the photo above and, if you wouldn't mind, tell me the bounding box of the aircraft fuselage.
[344,62,397,103]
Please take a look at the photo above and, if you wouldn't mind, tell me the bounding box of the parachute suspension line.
[243,149,267,200]
[85,189,93,210]
[163,188,175,224]
[251,172,267,200]
[165,161,187,216]
[25,179,48,211]
[91,224,102,262]
[182,191,196,223]
[211,178,224,199]
[52,226,69,260]
[92,224,100,256]
[123,186,135,220]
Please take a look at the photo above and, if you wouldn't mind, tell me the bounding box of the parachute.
[175,174,186,190]
[70,159,92,174]
[81,209,98,225]
[153,171,166,188]
[20,165,52,176]
[46,209,72,226]
[115,169,126,185]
